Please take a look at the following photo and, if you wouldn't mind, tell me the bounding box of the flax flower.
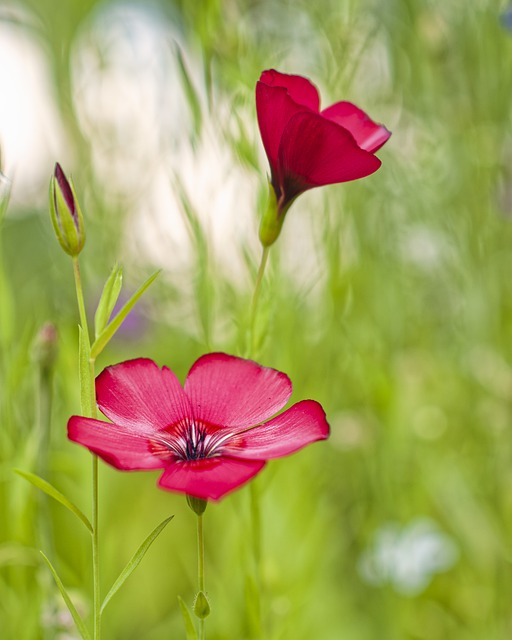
[68,354,329,500]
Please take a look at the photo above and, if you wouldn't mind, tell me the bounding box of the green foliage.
[90,270,160,359]
[15,470,93,534]
[178,596,199,640]
[100,515,174,615]
[40,552,91,640]
[94,264,123,339]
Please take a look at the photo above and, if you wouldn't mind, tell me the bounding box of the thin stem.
[72,258,90,345]
[197,514,205,640]
[247,246,270,357]
[72,257,100,640]
[245,246,271,638]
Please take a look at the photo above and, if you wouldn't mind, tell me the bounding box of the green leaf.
[100,515,173,615]
[175,44,202,140]
[91,270,160,359]
[178,596,198,640]
[78,325,93,416]
[15,469,93,533]
[94,264,123,339]
[40,552,91,640]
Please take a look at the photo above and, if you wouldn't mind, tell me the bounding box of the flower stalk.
[247,246,270,357]
[194,513,209,640]
[72,256,101,640]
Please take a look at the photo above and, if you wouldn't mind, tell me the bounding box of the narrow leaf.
[94,264,123,339]
[175,44,202,139]
[15,469,93,533]
[178,596,198,640]
[40,551,91,640]
[91,270,160,359]
[78,325,93,416]
[100,515,173,615]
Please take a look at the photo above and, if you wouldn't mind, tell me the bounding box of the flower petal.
[222,400,330,460]
[256,70,319,176]
[259,69,320,111]
[158,457,266,501]
[186,353,292,429]
[277,112,382,200]
[185,353,292,429]
[321,101,391,153]
[68,416,164,470]
[96,358,191,432]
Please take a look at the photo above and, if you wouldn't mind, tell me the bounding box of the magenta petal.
[256,81,315,177]
[278,112,382,196]
[96,358,191,431]
[321,102,391,153]
[184,353,292,429]
[68,416,164,470]
[223,400,330,460]
[259,69,320,112]
[158,457,266,501]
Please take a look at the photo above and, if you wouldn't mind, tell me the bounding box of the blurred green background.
[2,0,512,638]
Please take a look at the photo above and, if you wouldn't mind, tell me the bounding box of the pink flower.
[256,69,391,245]
[68,354,330,501]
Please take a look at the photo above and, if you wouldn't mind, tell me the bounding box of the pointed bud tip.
[49,162,85,256]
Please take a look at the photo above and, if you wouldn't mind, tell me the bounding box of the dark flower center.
[150,420,230,463]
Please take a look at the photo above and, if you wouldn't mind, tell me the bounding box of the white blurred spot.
[0,7,65,203]
[358,518,458,596]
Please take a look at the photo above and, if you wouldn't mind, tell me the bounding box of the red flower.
[68,354,329,501]
[256,69,391,245]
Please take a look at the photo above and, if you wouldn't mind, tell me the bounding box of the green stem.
[197,514,205,640]
[245,246,271,638]
[72,257,100,640]
[247,246,270,357]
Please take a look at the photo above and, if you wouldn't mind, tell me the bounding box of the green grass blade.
[100,515,174,615]
[175,44,202,140]
[40,551,91,640]
[15,469,93,533]
[94,264,123,339]
[178,596,198,640]
[90,270,160,359]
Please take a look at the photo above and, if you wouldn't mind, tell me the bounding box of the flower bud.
[193,591,210,619]
[49,163,85,256]
[258,181,292,247]
[186,494,208,515]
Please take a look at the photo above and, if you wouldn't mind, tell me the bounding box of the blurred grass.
[2,0,512,638]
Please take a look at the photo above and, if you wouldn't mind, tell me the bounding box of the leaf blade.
[91,270,160,359]
[94,264,123,339]
[40,551,92,640]
[178,596,198,640]
[100,515,173,615]
[15,469,93,533]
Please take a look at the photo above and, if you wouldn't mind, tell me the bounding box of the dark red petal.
[277,111,382,197]
[54,163,75,214]
[158,457,266,501]
[222,400,330,460]
[256,79,317,176]
[321,101,391,153]
[184,352,292,429]
[259,70,320,111]
[68,416,164,470]
[95,358,191,432]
